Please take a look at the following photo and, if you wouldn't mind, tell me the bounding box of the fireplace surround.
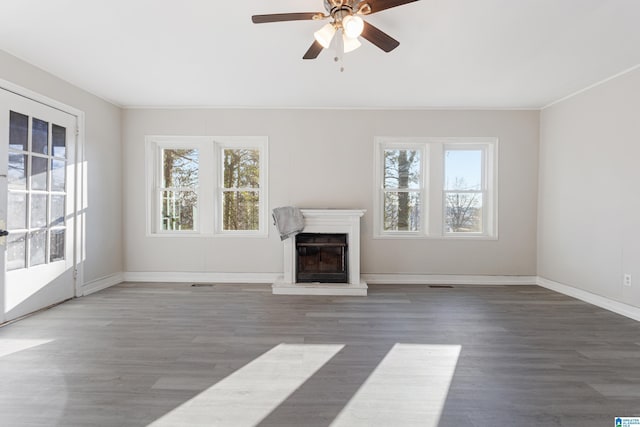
[272,209,367,296]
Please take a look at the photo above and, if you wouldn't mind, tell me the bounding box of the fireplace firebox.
[296,233,348,283]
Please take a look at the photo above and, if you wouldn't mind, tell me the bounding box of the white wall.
[0,50,123,286]
[539,67,640,308]
[123,108,539,277]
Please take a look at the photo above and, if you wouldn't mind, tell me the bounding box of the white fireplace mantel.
[272,209,368,296]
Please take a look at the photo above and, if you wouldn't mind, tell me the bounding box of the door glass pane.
[32,118,49,155]
[30,230,47,267]
[384,149,421,189]
[30,194,48,228]
[9,153,27,189]
[51,159,65,191]
[31,156,48,190]
[9,111,28,151]
[52,124,66,158]
[50,230,65,262]
[50,195,65,226]
[8,192,27,230]
[7,233,27,271]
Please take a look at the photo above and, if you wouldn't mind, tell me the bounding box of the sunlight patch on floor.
[149,343,344,427]
[0,338,54,358]
[330,344,461,427]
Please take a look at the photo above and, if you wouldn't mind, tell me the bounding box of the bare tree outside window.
[161,148,198,231]
[444,150,484,233]
[383,149,421,231]
[222,149,260,231]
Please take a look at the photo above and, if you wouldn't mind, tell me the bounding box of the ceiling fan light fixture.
[314,23,337,49]
[342,32,362,53]
[342,14,364,39]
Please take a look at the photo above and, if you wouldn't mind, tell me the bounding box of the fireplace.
[273,209,367,296]
[296,233,348,283]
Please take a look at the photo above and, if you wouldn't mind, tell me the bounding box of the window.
[146,136,268,237]
[444,147,486,234]
[382,146,424,232]
[160,148,199,231]
[374,137,497,239]
[221,148,260,231]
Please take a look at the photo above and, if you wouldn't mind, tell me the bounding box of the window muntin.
[7,110,68,270]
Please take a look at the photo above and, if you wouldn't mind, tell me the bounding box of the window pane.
[52,124,66,158]
[384,149,421,189]
[445,192,483,233]
[162,149,198,188]
[161,190,197,231]
[8,153,27,189]
[445,150,482,190]
[51,159,66,191]
[50,230,65,263]
[51,195,65,226]
[384,191,421,231]
[31,156,48,190]
[8,192,27,230]
[223,149,260,188]
[30,194,48,228]
[32,118,49,155]
[222,191,259,231]
[9,111,28,151]
[30,230,47,267]
[7,233,26,271]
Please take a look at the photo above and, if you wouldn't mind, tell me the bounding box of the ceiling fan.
[251,0,420,60]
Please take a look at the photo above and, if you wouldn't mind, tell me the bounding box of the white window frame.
[374,139,428,238]
[145,136,268,237]
[374,137,498,239]
[214,136,269,237]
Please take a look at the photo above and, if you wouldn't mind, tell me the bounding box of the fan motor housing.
[324,0,356,19]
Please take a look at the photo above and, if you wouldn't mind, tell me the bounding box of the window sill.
[373,233,498,240]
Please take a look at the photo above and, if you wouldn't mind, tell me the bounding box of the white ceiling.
[1,0,639,109]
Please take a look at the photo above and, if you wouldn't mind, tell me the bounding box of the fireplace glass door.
[296,233,348,283]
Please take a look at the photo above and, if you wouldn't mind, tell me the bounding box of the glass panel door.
[0,89,76,323]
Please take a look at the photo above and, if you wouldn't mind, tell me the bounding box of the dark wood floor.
[0,282,639,426]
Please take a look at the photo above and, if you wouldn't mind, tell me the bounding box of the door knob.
[0,230,9,237]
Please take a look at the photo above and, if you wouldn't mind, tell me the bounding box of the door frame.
[0,78,86,301]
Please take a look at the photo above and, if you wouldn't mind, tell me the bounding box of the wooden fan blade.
[252,13,321,24]
[361,21,400,52]
[366,0,420,14]
[303,41,324,59]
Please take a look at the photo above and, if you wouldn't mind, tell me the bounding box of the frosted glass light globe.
[342,15,364,39]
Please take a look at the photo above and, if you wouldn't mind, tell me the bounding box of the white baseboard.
[122,271,281,284]
[82,272,124,296]
[80,271,639,322]
[537,277,640,322]
[362,274,537,285]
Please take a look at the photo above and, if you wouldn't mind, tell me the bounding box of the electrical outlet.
[623,274,632,287]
